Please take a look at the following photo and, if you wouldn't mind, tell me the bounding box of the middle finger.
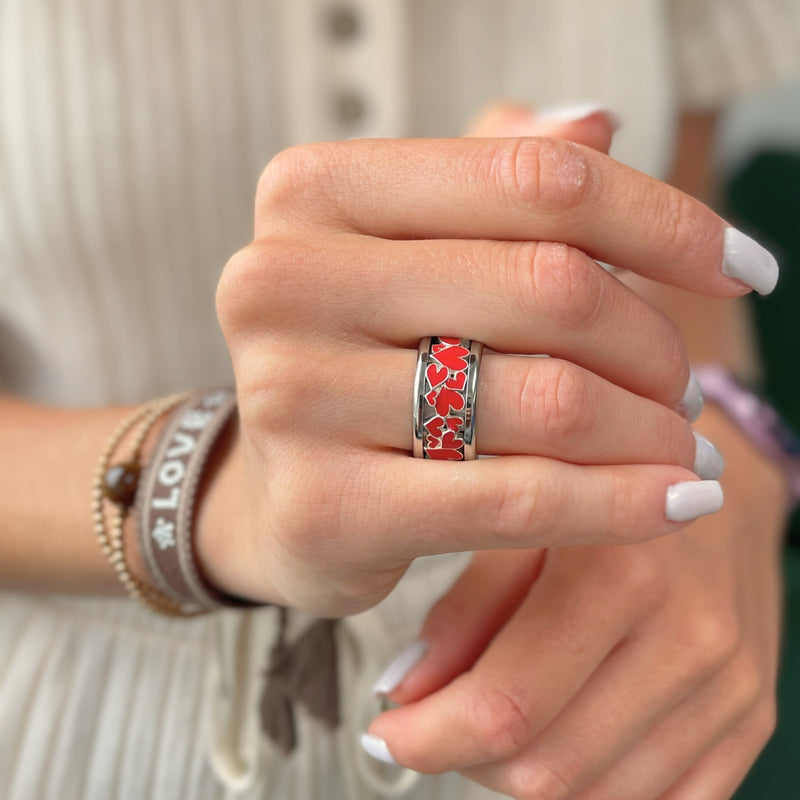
[258,234,697,414]
[311,347,704,471]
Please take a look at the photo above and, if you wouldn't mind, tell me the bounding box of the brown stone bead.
[103,460,141,508]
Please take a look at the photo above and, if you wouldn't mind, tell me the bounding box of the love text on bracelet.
[135,389,257,614]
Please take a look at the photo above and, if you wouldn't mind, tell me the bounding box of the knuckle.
[215,245,260,337]
[507,760,574,800]
[602,549,667,608]
[680,607,741,675]
[591,469,677,546]
[729,655,766,715]
[534,360,593,438]
[499,137,594,213]
[216,238,317,333]
[648,187,700,260]
[255,142,341,225]
[527,243,604,332]
[601,472,644,544]
[650,315,690,407]
[488,470,558,545]
[466,683,533,760]
[256,145,311,215]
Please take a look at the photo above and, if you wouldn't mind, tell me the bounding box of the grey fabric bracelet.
[135,388,256,613]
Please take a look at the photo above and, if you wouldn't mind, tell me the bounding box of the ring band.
[413,336,484,460]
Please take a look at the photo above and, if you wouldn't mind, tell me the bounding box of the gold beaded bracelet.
[91,392,198,616]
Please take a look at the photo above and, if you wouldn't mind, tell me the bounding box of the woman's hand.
[364,405,787,799]
[203,111,775,617]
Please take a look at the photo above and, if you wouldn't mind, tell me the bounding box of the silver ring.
[412,336,484,460]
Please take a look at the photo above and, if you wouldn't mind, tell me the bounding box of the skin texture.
[363,109,788,799]
[199,112,763,617]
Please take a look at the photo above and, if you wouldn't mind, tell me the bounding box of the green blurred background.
[723,82,800,796]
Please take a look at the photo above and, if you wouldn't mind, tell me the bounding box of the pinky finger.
[368,455,723,560]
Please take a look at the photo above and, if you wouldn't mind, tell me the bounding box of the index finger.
[363,548,642,773]
[257,138,777,296]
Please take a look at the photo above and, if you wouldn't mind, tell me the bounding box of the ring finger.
[268,346,714,474]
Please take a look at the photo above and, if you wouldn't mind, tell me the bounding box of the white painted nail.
[373,640,429,696]
[361,733,398,765]
[693,432,724,480]
[665,480,723,522]
[722,227,779,295]
[536,102,621,131]
[677,369,704,423]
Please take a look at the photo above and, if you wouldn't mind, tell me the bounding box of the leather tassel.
[259,610,341,754]
[284,618,340,731]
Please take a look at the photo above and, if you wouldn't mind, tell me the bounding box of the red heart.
[426,364,448,389]
[424,417,444,439]
[434,388,465,417]
[441,430,462,449]
[446,371,466,391]
[426,448,463,460]
[446,417,463,432]
[425,389,439,408]
[432,345,469,371]
[438,336,461,345]
[426,435,442,449]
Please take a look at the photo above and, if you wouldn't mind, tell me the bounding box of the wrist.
[193,415,285,606]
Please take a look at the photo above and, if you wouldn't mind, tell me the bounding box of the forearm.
[0,396,135,594]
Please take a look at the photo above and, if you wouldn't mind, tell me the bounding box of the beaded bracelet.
[94,388,259,617]
[135,389,258,614]
[92,392,194,616]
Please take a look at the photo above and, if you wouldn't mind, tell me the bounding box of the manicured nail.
[361,733,398,765]
[722,228,779,295]
[373,640,429,696]
[677,369,704,423]
[665,480,723,522]
[536,102,621,131]
[693,431,724,480]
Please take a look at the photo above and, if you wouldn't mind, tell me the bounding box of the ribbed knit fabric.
[0,1,798,798]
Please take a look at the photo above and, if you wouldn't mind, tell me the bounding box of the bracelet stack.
[93,388,251,616]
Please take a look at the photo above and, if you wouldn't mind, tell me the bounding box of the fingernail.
[361,733,398,765]
[373,640,429,696]
[693,431,724,480]
[722,227,779,295]
[677,369,703,423]
[536,102,621,131]
[665,480,723,522]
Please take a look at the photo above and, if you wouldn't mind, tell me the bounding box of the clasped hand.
[201,107,783,798]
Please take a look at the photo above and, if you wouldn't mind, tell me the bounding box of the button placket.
[279,0,408,143]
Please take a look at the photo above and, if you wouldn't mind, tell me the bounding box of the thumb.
[465,101,620,154]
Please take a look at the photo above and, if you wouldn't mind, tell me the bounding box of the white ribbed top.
[0,1,797,797]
